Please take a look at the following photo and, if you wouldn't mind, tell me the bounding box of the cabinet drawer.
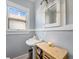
[43,51,56,59]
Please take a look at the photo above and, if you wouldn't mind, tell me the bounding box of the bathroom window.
[44,0,60,27]
[7,1,29,31]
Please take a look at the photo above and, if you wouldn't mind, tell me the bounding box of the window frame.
[44,0,60,27]
[7,1,30,33]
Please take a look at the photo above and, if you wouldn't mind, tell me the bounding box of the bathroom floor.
[13,53,30,59]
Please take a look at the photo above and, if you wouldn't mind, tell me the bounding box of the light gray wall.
[66,0,73,24]
[6,0,35,58]
[6,33,34,58]
[35,0,73,59]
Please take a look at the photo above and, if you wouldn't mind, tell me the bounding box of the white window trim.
[7,1,30,34]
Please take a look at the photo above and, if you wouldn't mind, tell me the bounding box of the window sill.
[43,24,73,31]
[28,24,73,31]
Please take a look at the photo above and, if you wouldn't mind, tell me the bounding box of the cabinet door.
[36,47,43,59]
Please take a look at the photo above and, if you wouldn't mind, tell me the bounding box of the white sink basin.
[26,36,42,59]
[26,36,42,46]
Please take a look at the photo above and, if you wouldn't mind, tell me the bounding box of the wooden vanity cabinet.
[36,42,68,59]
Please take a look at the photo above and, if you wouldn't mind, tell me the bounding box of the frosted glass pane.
[45,4,56,24]
[9,20,26,30]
